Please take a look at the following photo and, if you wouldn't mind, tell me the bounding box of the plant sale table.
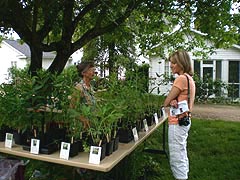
[0,117,167,172]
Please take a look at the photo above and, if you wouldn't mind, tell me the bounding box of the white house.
[149,44,240,98]
[0,39,73,84]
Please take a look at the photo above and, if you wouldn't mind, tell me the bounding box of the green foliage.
[125,63,150,93]
[0,82,37,129]
[194,0,240,48]
[0,0,141,74]
[95,102,124,142]
[0,67,46,129]
[143,93,165,116]
[227,83,239,101]
[0,62,165,146]
[192,73,239,103]
[2,0,239,75]
[0,66,78,130]
[24,160,74,180]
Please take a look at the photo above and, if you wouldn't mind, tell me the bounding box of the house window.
[229,61,239,83]
[216,61,222,80]
[228,61,240,98]
[194,60,200,76]
[165,60,175,83]
[164,61,170,76]
[11,61,17,68]
[203,67,213,80]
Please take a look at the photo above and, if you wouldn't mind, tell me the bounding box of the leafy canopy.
[0,0,239,74]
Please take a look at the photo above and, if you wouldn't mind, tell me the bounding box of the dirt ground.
[192,104,240,122]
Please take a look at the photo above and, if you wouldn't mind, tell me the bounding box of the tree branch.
[62,0,74,41]
[1,0,32,43]
[73,0,102,30]
[72,0,141,52]
[37,0,64,40]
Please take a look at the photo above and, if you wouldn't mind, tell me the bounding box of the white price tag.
[60,142,70,160]
[5,133,13,148]
[161,107,166,119]
[132,127,139,142]
[143,119,149,132]
[30,138,40,155]
[89,146,102,165]
[154,112,159,124]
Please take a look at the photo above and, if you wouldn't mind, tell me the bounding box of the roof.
[3,39,56,59]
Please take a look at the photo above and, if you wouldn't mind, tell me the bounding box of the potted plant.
[95,101,123,156]
[65,97,93,157]
[115,86,141,143]
[0,72,43,146]
[143,93,156,126]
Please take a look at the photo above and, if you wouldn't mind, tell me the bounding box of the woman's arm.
[164,86,181,107]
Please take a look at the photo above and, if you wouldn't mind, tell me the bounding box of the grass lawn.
[23,118,240,180]
[144,118,240,180]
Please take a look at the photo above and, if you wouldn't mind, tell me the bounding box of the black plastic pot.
[91,139,107,161]
[100,142,106,160]
[135,120,143,132]
[118,128,133,143]
[113,135,119,152]
[0,125,13,142]
[13,131,23,145]
[105,139,114,156]
[69,141,79,157]
[21,130,61,154]
[40,141,60,154]
[145,114,154,126]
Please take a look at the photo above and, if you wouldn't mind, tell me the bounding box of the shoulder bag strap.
[185,74,190,104]
[185,74,190,116]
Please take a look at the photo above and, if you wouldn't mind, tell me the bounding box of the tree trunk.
[28,46,43,76]
[48,51,71,74]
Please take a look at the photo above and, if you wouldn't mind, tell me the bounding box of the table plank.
[0,117,167,172]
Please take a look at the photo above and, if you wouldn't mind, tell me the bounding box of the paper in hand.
[170,100,189,116]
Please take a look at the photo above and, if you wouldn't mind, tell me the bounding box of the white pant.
[168,122,191,180]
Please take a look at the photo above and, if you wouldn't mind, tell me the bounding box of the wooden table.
[0,117,167,172]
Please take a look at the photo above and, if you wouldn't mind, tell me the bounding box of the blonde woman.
[164,50,196,180]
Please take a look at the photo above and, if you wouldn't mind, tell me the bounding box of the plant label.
[154,112,159,124]
[161,107,166,119]
[5,133,13,148]
[30,138,40,155]
[132,127,139,141]
[89,146,102,165]
[60,142,70,160]
[143,119,149,132]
